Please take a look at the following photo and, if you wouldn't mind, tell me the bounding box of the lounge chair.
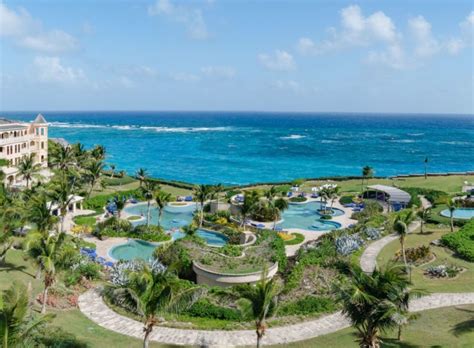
[185,196,193,202]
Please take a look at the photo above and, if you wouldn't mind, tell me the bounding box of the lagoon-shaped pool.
[123,202,196,230]
[109,229,228,261]
[440,208,474,220]
[278,201,343,231]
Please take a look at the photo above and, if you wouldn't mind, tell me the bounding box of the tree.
[154,190,172,226]
[361,166,374,192]
[48,173,79,233]
[17,154,42,188]
[239,191,260,228]
[0,282,54,348]
[213,183,224,211]
[329,186,340,210]
[182,224,198,237]
[194,184,212,227]
[25,232,67,314]
[90,145,106,161]
[424,157,429,180]
[109,164,116,179]
[446,199,457,233]
[85,159,105,199]
[105,265,202,348]
[49,145,75,170]
[238,275,278,348]
[269,198,288,230]
[136,168,148,188]
[0,234,13,265]
[114,196,126,218]
[417,207,431,234]
[336,263,417,348]
[141,180,158,227]
[28,195,57,234]
[264,186,278,201]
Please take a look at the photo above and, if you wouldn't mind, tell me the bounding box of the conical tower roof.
[33,113,47,124]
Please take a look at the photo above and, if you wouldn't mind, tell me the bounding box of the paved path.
[419,195,432,209]
[78,289,474,347]
[360,221,420,273]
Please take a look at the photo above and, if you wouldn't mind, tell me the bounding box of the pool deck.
[82,236,129,262]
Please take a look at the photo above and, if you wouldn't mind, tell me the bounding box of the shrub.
[155,241,194,280]
[396,245,432,264]
[220,244,242,257]
[404,187,449,207]
[282,233,305,245]
[279,296,336,316]
[185,299,241,321]
[364,227,382,240]
[319,214,332,220]
[289,196,307,203]
[339,195,354,205]
[335,234,364,256]
[66,261,102,286]
[441,220,474,261]
[424,264,462,278]
[220,227,241,245]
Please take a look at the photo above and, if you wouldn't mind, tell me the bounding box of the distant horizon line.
[2,110,473,117]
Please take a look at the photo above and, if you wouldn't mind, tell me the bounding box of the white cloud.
[0,3,77,53]
[148,0,209,40]
[34,56,85,83]
[171,72,200,82]
[409,16,440,57]
[201,66,236,79]
[367,43,406,70]
[258,50,296,71]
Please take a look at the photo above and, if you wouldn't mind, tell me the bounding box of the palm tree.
[423,157,429,179]
[213,183,224,211]
[28,194,57,234]
[361,166,374,192]
[114,196,126,218]
[91,145,106,161]
[141,180,158,227]
[0,282,54,347]
[155,190,172,226]
[328,186,340,210]
[49,145,75,170]
[270,198,288,229]
[264,186,278,201]
[85,159,105,199]
[392,210,415,276]
[182,224,198,237]
[49,173,78,233]
[71,143,88,167]
[25,232,67,314]
[336,263,414,348]
[105,265,202,348]
[417,207,431,234]
[17,154,42,188]
[0,234,13,265]
[194,184,212,227]
[136,168,148,188]
[238,275,279,348]
[446,199,457,233]
[239,191,260,228]
[109,164,116,179]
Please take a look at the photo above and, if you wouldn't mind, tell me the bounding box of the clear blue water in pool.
[4,112,473,185]
[109,229,228,261]
[278,201,343,231]
[440,208,474,220]
[123,203,196,230]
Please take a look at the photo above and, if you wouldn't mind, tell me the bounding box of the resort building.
[0,114,49,186]
[363,185,411,211]
[47,195,85,216]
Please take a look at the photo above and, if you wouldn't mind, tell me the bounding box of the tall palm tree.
[17,154,42,188]
[71,143,88,167]
[0,234,13,265]
[238,275,279,348]
[28,194,57,234]
[392,210,415,276]
[264,186,278,201]
[239,191,260,228]
[114,196,126,218]
[213,183,224,211]
[141,180,158,227]
[329,186,340,210]
[417,207,431,234]
[424,157,429,180]
[85,159,105,199]
[446,199,457,233]
[136,168,148,188]
[0,282,54,347]
[106,266,202,348]
[194,184,212,227]
[91,145,106,161]
[109,164,116,178]
[49,172,78,233]
[49,145,75,170]
[336,263,415,348]
[25,232,67,313]
[361,166,374,192]
[270,198,288,229]
[155,190,172,226]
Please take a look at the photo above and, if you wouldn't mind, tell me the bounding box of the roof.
[366,185,411,203]
[33,113,47,124]
[0,118,16,125]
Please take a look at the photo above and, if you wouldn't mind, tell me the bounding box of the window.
[41,128,44,136]
[36,128,39,135]
[41,142,44,149]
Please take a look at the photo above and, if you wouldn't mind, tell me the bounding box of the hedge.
[184,299,241,321]
[403,187,449,207]
[441,219,474,261]
[278,296,336,316]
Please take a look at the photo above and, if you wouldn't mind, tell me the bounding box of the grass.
[274,304,474,348]
[376,225,474,293]
[73,215,98,227]
[91,179,192,198]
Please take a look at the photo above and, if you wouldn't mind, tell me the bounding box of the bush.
[185,299,241,321]
[425,264,462,278]
[220,227,241,245]
[66,261,102,286]
[155,241,194,279]
[396,245,432,265]
[220,244,242,257]
[289,196,307,203]
[335,234,364,256]
[404,187,449,207]
[339,195,354,205]
[441,220,474,261]
[282,233,305,245]
[94,217,170,242]
[279,296,336,316]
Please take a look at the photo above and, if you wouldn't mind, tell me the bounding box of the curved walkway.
[360,220,420,273]
[78,289,474,347]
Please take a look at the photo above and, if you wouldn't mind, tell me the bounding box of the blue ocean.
[3,112,473,185]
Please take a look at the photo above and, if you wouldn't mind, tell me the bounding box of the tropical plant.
[239,190,260,227]
[194,184,213,227]
[48,172,79,233]
[84,158,105,199]
[238,274,279,348]
[0,282,54,348]
[136,168,148,187]
[446,199,457,233]
[417,207,431,234]
[27,194,57,234]
[48,144,75,170]
[361,165,374,192]
[105,265,202,348]
[90,145,106,161]
[0,234,13,265]
[213,183,224,211]
[182,224,198,237]
[17,153,42,188]
[269,197,288,229]
[25,232,68,313]
[154,190,172,226]
[141,180,158,227]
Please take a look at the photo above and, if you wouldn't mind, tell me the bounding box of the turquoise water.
[4,112,473,184]
[123,203,196,230]
[109,229,228,261]
[440,208,474,220]
[278,201,343,231]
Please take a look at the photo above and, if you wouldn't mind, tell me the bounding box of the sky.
[0,0,473,114]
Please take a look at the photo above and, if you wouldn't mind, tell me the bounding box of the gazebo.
[363,185,411,211]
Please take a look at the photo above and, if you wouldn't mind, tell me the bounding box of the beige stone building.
[0,114,49,186]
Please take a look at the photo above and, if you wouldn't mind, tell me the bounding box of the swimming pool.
[440,208,474,220]
[278,201,343,231]
[123,202,196,230]
[109,229,228,261]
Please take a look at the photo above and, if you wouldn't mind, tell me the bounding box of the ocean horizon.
[3,111,473,185]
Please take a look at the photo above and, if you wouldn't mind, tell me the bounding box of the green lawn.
[91,179,192,198]
[274,304,474,348]
[376,226,474,293]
